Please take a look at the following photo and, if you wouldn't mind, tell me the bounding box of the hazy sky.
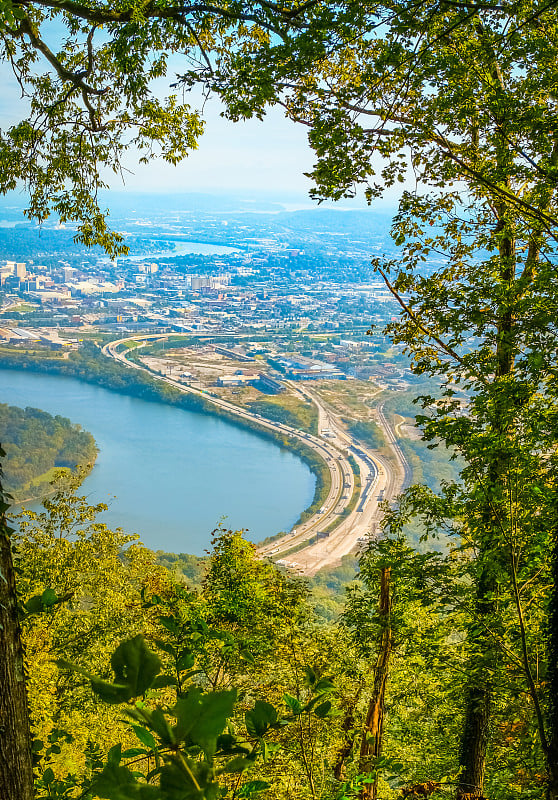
[116,98,320,199]
[0,46,402,208]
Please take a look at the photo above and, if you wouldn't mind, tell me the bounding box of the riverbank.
[0,345,328,527]
[0,401,98,503]
[1,369,315,550]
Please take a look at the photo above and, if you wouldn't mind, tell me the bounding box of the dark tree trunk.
[456,565,494,800]
[546,524,558,800]
[457,223,515,799]
[359,567,392,800]
[0,451,34,800]
[457,680,491,797]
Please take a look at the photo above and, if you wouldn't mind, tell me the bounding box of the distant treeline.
[0,403,97,501]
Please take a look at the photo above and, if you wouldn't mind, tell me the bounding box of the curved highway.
[277,382,406,575]
[101,335,410,575]
[101,335,355,561]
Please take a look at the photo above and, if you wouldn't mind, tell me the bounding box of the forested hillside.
[10,483,468,799]
[9,478,550,799]
[0,405,97,501]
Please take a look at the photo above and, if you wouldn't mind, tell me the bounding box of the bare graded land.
[138,345,318,433]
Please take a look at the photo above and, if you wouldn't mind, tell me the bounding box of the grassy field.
[247,394,319,434]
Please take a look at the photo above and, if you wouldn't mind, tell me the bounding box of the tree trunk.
[0,451,34,800]
[546,523,558,800]
[333,686,362,781]
[457,222,515,799]
[359,567,392,800]
[456,566,494,800]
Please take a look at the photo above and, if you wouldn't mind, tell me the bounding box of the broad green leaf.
[219,756,254,774]
[131,725,157,750]
[245,700,278,737]
[174,689,237,757]
[41,588,58,607]
[159,758,215,800]
[283,693,303,714]
[92,762,159,799]
[313,700,332,719]
[110,636,161,699]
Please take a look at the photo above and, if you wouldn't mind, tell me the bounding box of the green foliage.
[5,0,558,792]
[154,552,207,591]
[247,398,318,435]
[58,628,340,800]
[32,494,345,800]
[308,556,359,623]
[15,470,165,776]
[344,420,386,453]
[203,527,308,657]
[343,532,468,788]
[0,403,97,501]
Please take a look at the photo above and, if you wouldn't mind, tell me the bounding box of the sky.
[0,36,402,209]
[115,98,321,200]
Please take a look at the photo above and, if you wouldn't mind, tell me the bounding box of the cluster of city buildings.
[0,248,399,336]
[0,241,414,389]
[0,326,80,349]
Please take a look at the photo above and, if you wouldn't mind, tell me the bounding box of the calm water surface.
[0,369,315,553]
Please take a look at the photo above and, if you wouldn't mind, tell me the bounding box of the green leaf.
[120,748,148,758]
[173,688,237,757]
[110,636,161,699]
[107,744,123,766]
[245,700,278,738]
[313,700,332,718]
[303,665,317,686]
[90,678,131,705]
[260,740,280,763]
[159,758,215,800]
[239,647,255,665]
[237,780,271,797]
[283,693,303,714]
[177,650,196,671]
[42,767,55,785]
[131,725,157,750]
[93,762,159,799]
[41,587,58,607]
[314,677,335,694]
[219,756,253,774]
[25,595,45,613]
[131,708,176,747]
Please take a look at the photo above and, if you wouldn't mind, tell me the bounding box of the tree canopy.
[3,0,558,798]
[0,0,315,252]
[0,404,97,501]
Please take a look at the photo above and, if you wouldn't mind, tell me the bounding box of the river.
[0,369,315,554]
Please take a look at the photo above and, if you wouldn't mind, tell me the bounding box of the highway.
[101,335,410,576]
[102,335,354,560]
[275,382,407,575]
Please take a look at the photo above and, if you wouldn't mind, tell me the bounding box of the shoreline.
[0,355,328,532]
